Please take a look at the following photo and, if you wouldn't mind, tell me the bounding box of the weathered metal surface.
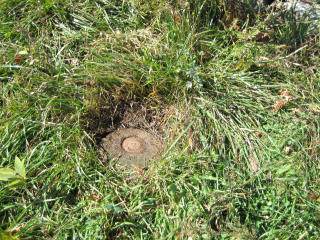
[100,128,162,167]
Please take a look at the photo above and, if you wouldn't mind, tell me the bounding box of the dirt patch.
[83,97,170,167]
[83,96,166,139]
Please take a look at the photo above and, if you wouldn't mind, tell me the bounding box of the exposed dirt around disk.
[83,97,173,167]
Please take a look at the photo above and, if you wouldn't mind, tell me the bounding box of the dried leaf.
[249,151,259,173]
[88,194,101,202]
[15,55,22,63]
[280,89,292,101]
[310,104,320,113]
[308,192,317,202]
[255,131,263,138]
[7,224,24,234]
[188,137,193,150]
[252,32,270,41]
[273,99,288,112]
[273,89,293,112]
[224,11,235,27]
[133,166,145,177]
[173,11,181,25]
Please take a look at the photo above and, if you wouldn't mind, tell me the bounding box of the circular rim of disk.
[100,128,162,167]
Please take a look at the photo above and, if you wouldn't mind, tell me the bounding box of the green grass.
[1,0,320,239]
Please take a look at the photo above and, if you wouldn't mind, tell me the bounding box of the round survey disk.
[100,128,162,167]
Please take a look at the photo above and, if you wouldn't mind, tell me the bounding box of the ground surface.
[0,0,320,239]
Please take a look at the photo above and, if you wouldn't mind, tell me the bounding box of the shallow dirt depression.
[84,99,166,168]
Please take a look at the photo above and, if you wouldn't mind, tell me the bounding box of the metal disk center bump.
[122,136,146,153]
